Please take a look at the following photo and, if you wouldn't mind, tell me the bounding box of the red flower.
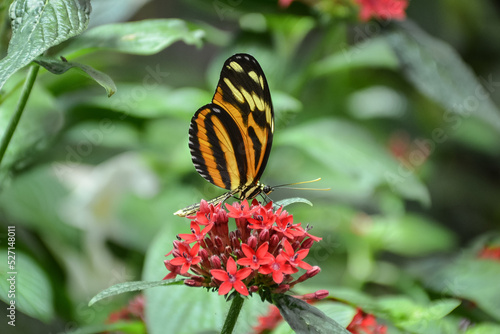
[211,257,253,296]
[478,246,500,260]
[253,305,283,333]
[347,308,387,334]
[226,199,255,219]
[166,200,322,296]
[355,0,408,21]
[259,254,296,284]
[163,260,182,280]
[247,204,276,230]
[237,242,274,270]
[279,239,313,270]
[107,294,145,324]
[170,242,201,274]
[178,221,213,244]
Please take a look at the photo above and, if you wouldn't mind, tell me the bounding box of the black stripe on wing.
[188,104,249,190]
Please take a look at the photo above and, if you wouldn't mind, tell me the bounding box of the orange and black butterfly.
[174,53,275,217]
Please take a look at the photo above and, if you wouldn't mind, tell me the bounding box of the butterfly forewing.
[188,54,274,190]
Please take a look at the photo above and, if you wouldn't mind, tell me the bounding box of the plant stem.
[0,64,40,166]
[221,294,245,334]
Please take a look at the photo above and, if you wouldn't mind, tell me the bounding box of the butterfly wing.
[188,53,274,191]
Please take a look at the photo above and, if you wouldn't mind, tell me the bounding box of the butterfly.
[174,53,275,217]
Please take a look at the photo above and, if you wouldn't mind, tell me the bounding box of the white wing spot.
[248,71,260,84]
[229,61,244,72]
[252,92,265,111]
[224,78,245,103]
[240,88,255,111]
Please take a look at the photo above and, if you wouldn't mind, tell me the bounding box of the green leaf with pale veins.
[273,294,351,334]
[89,279,184,306]
[0,251,54,322]
[274,197,313,209]
[35,56,117,97]
[63,18,205,57]
[0,0,91,90]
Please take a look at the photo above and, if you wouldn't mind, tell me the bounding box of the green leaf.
[0,0,91,90]
[63,19,205,57]
[385,21,500,133]
[276,119,430,206]
[370,214,456,256]
[64,321,147,334]
[89,279,183,306]
[377,297,461,334]
[409,254,500,321]
[274,197,313,209]
[0,251,54,322]
[0,74,62,182]
[273,294,351,334]
[35,56,117,97]
[88,0,152,28]
[465,323,500,334]
[68,84,211,118]
[311,36,399,77]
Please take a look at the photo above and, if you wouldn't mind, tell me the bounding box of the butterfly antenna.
[272,178,331,191]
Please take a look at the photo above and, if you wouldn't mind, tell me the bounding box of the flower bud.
[269,234,280,249]
[190,276,205,283]
[214,236,225,253]
[199,248,209,261]
[249,285,259,293]
[216,208,228,224]
[184,279,202,287]
[220,254,228,266]
[259,229,269,242]
[209,255,221,269]
[199,200,209,213]
[234,228,242,239]
[273,284,290,293]
[234,249,244,259]
[204,237,214,250]
[296,266,321,283]
[247,235,257,249]
[314,289,329,300]
[190,266,203,276]
[230,232,239,250]
[300,238,315,250]
[307,266,321,278]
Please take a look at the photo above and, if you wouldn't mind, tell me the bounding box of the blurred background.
[0,0,499,333]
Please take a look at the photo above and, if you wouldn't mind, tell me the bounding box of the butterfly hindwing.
[189,54,274,191]
[189,103,248,190]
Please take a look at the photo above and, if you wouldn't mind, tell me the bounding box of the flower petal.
[218,281,233,295]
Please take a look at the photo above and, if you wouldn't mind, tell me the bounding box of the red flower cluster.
[107,294,145,324]
[164,200,322,297]
[347,308,387,334]
[355,0,408,21]
[478,245,500,261]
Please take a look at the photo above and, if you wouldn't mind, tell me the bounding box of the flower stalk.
[221,294,245,334]
[0,64,40,166]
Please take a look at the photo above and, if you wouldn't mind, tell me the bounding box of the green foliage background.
[0,0,499,333]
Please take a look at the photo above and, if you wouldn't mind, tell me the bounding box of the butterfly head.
[262,184,274,195]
